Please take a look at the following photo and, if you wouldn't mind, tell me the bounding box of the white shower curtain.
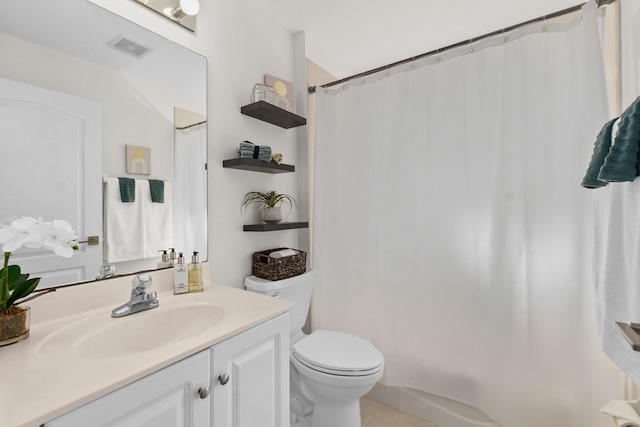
[173,123,208,260]
[313,3,622,426]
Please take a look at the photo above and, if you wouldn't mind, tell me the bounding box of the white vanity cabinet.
[42,313,289,427]
[211,313,289,427]
[44,349,211,427]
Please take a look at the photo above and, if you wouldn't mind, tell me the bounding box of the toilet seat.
[292,330,384,377]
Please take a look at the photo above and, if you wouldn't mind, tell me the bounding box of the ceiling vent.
[108,35,151,58]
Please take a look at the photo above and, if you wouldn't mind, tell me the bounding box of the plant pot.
[262,206,282,223]
[0,306,30,346]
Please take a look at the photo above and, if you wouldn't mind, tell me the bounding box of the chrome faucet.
[111,273,159,318]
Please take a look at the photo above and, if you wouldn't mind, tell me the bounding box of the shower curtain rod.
[308,0,613,94]
[176,120,206,130]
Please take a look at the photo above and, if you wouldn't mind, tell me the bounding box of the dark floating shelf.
[223,158,294,174]
[241,101,307,129]
[243,222,309,232]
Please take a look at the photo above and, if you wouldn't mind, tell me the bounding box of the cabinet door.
[45,350,210,427]
[212,313,289,427]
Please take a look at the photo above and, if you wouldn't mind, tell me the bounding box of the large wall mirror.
[0,0,207,288]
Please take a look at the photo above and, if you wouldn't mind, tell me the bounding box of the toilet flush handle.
[272,292,282,299]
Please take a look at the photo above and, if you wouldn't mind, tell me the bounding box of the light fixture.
[179,0,199,16]
[163,0,199,20]
[163,5,186,19]
[134,0,198,31]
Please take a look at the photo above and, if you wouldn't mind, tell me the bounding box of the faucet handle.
[132,273,152,293]
[145,291,158,301]
[96,264,117,280]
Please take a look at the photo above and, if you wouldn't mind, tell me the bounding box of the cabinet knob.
[198,386,210,399]
[218,373,230,385]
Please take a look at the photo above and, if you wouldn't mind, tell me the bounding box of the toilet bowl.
[244,270,384,427]
[290,330,384,426]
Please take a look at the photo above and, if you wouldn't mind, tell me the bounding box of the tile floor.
[360,397,438,427]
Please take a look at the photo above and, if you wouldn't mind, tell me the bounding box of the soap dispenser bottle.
[188,251,203,293]
[168,248,177,267]
[157,250,170,269]
[174,252,188,295]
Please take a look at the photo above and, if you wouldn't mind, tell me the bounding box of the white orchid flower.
[0,216,77,313]
[0,216,77,256]
[0,217,39,253]
[27,221,78,258]
[12,216,41,229]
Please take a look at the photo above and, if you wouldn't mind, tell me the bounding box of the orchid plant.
[0,217,78,315]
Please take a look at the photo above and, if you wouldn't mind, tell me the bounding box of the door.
[212,314,290,427]
[0,77,102,287]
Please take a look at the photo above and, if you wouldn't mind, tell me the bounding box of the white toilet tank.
[244,270,314,339]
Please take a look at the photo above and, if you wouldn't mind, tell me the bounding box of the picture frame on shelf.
[264,74,295,112]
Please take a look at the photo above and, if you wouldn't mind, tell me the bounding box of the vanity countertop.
[0,265,293,427]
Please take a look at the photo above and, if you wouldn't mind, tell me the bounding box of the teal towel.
[148,179,164,203]
[598,96,640,183]
[581,118,618,189]
[238,140,272,162]
[118,177,135,203]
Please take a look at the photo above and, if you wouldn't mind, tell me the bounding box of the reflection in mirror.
[173,107,208,263]
[0,0,207,288]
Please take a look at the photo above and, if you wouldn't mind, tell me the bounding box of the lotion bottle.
[168,248,177,267]
[174,252,188,295]
[157,250,170,268]
[188,251,203,293]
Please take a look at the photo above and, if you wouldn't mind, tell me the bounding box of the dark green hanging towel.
[118,177,135,202]
[148,179,164,203]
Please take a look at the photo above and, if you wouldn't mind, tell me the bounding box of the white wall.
[88,0,302,288]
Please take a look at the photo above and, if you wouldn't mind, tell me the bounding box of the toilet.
[244,270,384,427]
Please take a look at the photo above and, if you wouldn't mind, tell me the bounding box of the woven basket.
[252,248,307,281]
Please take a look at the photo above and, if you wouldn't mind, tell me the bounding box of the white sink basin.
[36,296,234,359]
[77,304,225,358]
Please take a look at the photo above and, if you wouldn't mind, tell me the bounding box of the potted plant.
[0,216,78,346]
[242,191,296,223]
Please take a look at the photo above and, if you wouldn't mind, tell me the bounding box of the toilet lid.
[292,330,384,376]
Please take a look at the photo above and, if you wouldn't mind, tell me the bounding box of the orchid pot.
[0,217,78,347]
[0,306,30,345]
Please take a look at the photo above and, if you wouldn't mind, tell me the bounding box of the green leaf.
[8,273,29,291]
[0,265,21,287]
[241,191,297,213]
[7,277,40,307]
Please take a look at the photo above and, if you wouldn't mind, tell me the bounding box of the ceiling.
[247,0,587,79]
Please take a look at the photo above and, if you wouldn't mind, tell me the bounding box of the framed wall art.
[264,74,295,112]
[125,144,151,175]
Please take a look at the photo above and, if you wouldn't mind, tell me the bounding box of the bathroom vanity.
[0,266,293,427]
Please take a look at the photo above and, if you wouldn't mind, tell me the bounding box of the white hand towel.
[104,177,146,262]
[142,180,173,258]
[601,400,640,427]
